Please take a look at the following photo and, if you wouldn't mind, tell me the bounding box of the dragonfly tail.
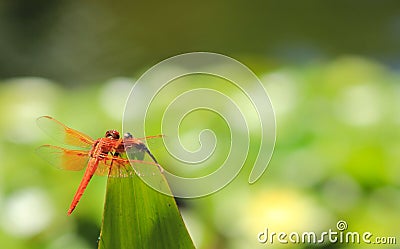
[67,158,99,215]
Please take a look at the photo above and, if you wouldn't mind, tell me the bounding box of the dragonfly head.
[105,130,120,139]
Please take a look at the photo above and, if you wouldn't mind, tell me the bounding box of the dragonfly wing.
[122,135,161,164]
[37,145,89,171]
[134,134,164,140]
[37,116,94,148]
[128,148,145,161]
[96,157,132,177]
[96,154,160,178]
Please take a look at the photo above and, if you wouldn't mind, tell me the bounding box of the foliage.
[98,172,195,249]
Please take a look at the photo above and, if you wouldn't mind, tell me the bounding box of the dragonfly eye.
[105,130,120,139]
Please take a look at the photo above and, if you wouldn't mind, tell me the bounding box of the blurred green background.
[1,1,400,248]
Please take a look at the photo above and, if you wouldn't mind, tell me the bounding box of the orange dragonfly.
[36,116,162,215]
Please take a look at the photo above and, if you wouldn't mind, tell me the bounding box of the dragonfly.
[36,116,163,215]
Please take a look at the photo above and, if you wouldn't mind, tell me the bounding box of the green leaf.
[98,166,195,249]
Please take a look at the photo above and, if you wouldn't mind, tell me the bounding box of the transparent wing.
[122,134,163,164]
[37,116,94,148]
[36,145,89,171]
[96,154,161,178]
[37,144,160,177]
[134,134,165,140]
